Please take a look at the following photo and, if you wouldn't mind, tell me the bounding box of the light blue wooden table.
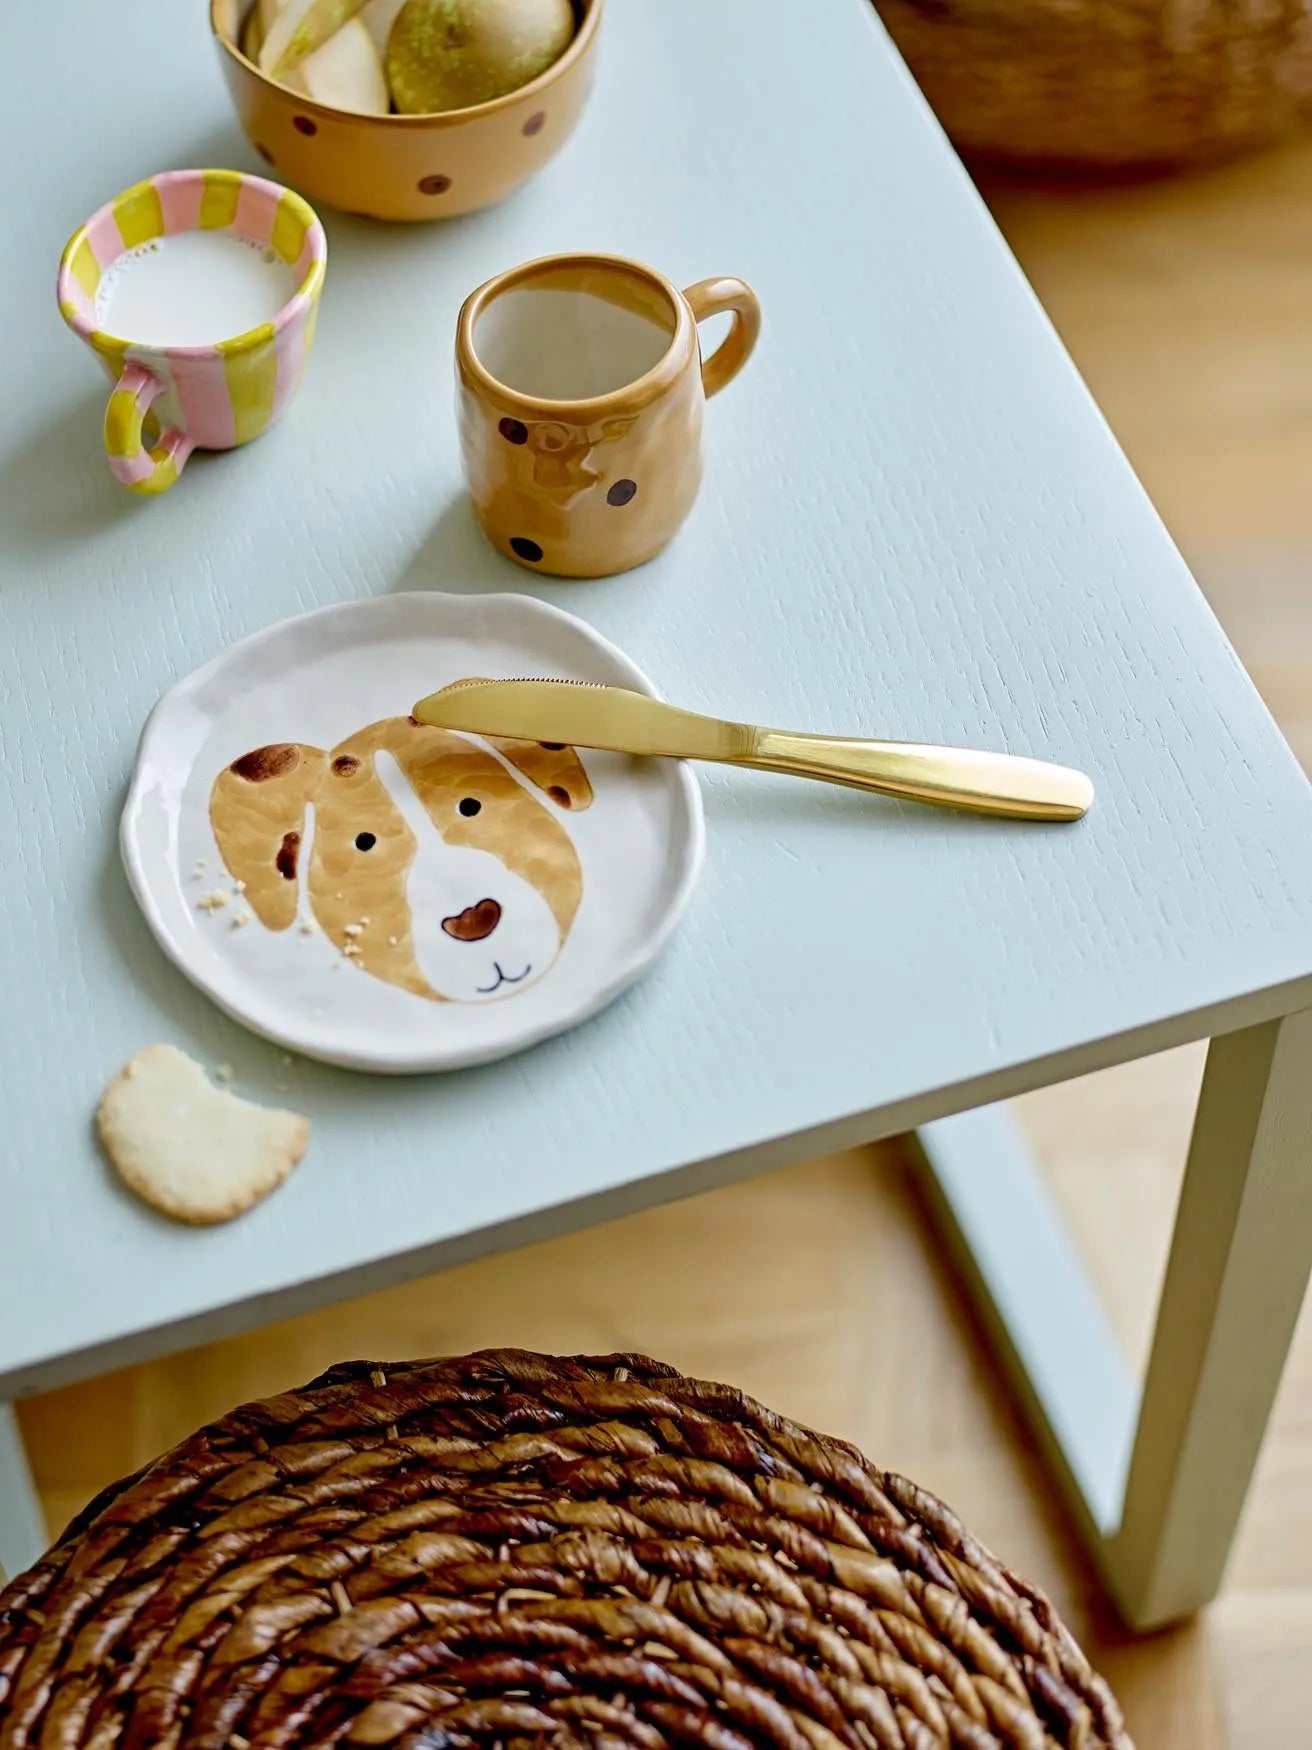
[2,0,1310,1628]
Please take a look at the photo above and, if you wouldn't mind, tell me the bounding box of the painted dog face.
[209,717,592,1002]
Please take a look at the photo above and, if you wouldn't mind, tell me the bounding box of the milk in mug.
[94,231,298,345]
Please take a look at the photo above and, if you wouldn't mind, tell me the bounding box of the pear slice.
[359,0,405,58]
[260,0,370,81]
[289,15,389,113]
[240,3,267,61]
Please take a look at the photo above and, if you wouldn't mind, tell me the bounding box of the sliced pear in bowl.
[359,0,405,57]
[260,0,371,81]
[240,2,267,61]
[287,14,389,113]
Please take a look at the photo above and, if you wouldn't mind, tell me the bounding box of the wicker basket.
[876,0,1312,170]
[0,1351,1132,1748]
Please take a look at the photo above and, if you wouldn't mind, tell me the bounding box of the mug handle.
[104,361,194,494]
[682,277,761,398]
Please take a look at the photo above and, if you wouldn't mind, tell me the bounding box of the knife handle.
[741,731,1093,821]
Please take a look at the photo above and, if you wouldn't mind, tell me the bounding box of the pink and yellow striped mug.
[57,169,325,495]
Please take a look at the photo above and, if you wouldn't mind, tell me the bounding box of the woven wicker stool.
[876,0,1312,171]
[0,1352,1131,1748]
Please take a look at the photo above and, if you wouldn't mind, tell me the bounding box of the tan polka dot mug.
[455,253,761,578]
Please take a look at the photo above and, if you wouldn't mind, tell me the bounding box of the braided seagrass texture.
[876,1,1312,169]
[0,1352,1132,1749]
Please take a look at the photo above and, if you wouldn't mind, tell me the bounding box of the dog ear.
[209,743,327,931]
[431,680,595,812]
[484,736,594,812]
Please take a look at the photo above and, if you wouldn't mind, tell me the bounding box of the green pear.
[387,0,575,115]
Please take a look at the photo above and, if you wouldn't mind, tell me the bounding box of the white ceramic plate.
[122,593,704,1072]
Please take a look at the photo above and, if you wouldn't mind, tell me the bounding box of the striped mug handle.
[103,362,194,494]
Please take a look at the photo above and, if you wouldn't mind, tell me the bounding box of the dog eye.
[355,832,376,850]
[458,798,481,818]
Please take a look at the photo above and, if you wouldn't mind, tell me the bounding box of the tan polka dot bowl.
[210,0,603,223]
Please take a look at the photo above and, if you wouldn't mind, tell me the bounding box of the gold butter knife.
[412,680,1094,822]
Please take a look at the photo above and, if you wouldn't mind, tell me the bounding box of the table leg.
[0,1402,45,1581]
[1107,1009,1312,1624]
[914,1007,1312,1630]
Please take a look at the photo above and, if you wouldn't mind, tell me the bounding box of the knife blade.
[412,681,754,761]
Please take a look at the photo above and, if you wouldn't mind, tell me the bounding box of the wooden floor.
[19,136,1312,1748]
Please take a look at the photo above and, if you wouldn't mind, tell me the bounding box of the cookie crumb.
[196,890,229,913]
[343,922,364,938]
[231,909,251,929]
[388,936,398,947]
[232,879,246,894]
[214,1063,234,1084]
[298,919,318,935]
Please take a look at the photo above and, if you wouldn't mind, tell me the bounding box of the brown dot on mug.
[418,173,451,195]
[510,537,544,563]
[548,785,571,808]
[332,754,360,775]
[293,115,317,136]
[499,417,528,445]
[540,742,565,751]
[607,478,638,507]
[523,111,546,136]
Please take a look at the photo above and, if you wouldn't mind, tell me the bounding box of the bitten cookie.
[97,1044,309,1225]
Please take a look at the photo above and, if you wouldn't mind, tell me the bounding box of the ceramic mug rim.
[210,0,604,131]
[457,252,697,420]
[56,168,327,361]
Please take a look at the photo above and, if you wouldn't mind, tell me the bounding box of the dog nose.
[442,898,502,942]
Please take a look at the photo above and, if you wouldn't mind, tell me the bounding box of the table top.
[5,0,1312,1398]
